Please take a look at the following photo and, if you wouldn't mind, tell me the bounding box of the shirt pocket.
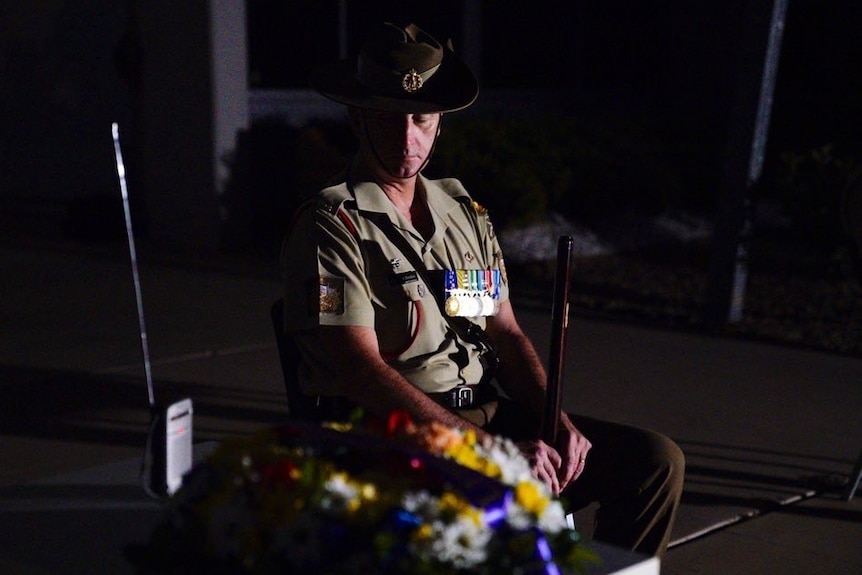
[374,270,426,357]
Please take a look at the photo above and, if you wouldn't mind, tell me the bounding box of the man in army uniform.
[280,21,684,557]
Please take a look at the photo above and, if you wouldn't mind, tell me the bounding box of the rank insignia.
[319,200,339,215]
[319,276,344,315]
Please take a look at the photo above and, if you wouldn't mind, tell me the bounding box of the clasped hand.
[517,420,591,496]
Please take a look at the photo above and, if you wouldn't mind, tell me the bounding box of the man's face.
[358,110,441,179]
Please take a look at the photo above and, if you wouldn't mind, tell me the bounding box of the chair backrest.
[270,298,319,419]
[270,298,360,422]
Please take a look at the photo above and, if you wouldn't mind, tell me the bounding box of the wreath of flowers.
[127,412,598,574]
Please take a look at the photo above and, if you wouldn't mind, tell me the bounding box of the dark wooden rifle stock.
[541,236,573,444]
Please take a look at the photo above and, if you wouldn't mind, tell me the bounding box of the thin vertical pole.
[704,0,788,328]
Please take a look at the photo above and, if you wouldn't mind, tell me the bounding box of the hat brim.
[310,48,478,114]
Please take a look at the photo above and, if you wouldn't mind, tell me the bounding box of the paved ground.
[0,227,860,574]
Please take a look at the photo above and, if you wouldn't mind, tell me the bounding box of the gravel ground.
[5,203,859,358]
[501,212,862,359]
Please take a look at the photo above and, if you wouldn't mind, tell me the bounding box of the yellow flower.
[360,482,378,502]
[514,481,549,516]
[447,443,501,479]
[439,492,483,526]
[413,523,434,542]
[323,421,354,433]
[463,429,478,446]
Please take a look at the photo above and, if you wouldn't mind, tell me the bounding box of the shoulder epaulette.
[317,184,351,215]
[315,186,360,239]
[434,177,472,200]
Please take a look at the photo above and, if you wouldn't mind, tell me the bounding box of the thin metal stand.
[844,450,862,501]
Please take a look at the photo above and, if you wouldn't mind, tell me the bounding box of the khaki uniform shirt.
[281,170,509,396]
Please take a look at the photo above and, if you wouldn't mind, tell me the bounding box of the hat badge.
[401,69,424,93]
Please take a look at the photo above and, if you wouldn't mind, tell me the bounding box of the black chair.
[270,298,355,421]
[270,298,321,419]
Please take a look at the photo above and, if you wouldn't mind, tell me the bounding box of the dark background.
[1,0,860,354]
[3,1,859,212]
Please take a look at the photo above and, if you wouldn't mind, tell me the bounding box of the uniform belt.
[427,383,497,409]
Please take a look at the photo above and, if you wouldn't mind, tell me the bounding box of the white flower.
[321,472,359,513]
[426,515,492,568]
[478,435,534,486]
[506,502,535,531]
[402,490,437,516]
[507,494,568,533]
[537,500,569,534]
[403,490,493,569]
[504,476,569,534]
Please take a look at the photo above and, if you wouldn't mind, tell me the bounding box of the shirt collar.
[349,171,466,218]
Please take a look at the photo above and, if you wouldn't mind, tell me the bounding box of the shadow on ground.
[0,364,287,447]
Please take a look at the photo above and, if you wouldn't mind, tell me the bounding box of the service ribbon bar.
[444,269,502,317]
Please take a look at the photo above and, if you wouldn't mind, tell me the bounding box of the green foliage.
[427,114,684,228]
[227,112,688,246]
[769,143,858,247]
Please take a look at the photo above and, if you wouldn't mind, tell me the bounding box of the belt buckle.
[449,385,474,409]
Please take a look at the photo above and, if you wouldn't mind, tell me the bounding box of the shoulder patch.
[319,276,345,315]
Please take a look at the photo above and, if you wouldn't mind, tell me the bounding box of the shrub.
[766,143,858,249]
[427,114,684,228]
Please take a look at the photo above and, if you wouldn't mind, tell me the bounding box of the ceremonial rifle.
[541,235,573,445]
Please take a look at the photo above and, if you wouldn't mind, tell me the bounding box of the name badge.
[444,269,501,317]
[388,270,419,286]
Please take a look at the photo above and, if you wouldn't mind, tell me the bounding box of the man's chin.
[390,164,423,179]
